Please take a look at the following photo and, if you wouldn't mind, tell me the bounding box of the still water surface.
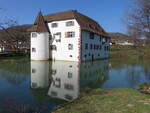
[0,58,149,113]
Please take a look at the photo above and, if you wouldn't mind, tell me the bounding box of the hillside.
[109,32,133,41]
[0,24,32,41]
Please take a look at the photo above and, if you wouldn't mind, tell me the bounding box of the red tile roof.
[30,10,110,38]
[29,11,49,32]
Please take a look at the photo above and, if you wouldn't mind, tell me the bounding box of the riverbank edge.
[0,52,29,58]
[52,88,150,113]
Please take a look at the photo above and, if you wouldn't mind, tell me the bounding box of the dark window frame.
[65,32,75,38]
[66,21,74,26]
[51,23,58,28]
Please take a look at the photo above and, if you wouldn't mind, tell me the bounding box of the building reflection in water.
[31,60,109,101]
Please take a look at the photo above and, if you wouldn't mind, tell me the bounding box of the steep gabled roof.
[29,10,110,38]
[29,11,49,32]
[44,10,109,38]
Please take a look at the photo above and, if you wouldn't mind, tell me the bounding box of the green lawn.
[53,88,150,113]
[109,45,150,63]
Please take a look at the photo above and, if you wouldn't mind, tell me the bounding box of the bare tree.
[127,0,150,40]
[0,8,30,51]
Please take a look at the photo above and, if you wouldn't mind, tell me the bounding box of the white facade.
[31,61,50,88]
[31,32,50,60]
[48,19,81,62]
[30,13,110,62]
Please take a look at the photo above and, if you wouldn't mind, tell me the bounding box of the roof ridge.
[44,10,75,17]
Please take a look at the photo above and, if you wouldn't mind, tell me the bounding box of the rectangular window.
[85,43,88,49]
[65,32,75,38]
[68,44,73,50]
[102,38,106,44]
[64,84,74,90]
[32,48,36,52]
[105,46,107,51]
[66,21,74,26]
[100,35,102,41]
[90,44,93,49]
[51,23,58,28]
[54,32,61,42]
[99,45,102,50]
[105,38,108,42]
[107,46,109,51]
[90,33,94,39]
[32,69,36,73]
[68,72,73,78]
[32,33,37,38]
[50,45,57,51]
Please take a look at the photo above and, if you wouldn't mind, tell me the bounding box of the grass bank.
[110,45,150,60]
[53,88,150,113]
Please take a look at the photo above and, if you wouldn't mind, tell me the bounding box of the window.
[84,54,87,58]
[100,36,102,41]
[32,33,37,38]
[54,32,61,42]
[32,48,36,52]
[105,38,108,42]
[97,45,99,50]
[65,32,75,38]
[90,44,93,49]
[53,78,61,88]
[51,69,57,75]
[64,84,74,90]
[66,21,74,26]
[105,46,107,51]
[94,45,96,50]
[99,45,102,50]
[107,46,109,51]
[85,43,88,49]
[90,33,94,39]
[32,83,37,88]
[102,38,106,44]
[51,45,57,51]
[65,95,73,100]
[51,91,57,96]
[51,23,58,28]
[68,44,73,50]
[68,72,73,78]
[32,69,36,73]
[89,24,93,29]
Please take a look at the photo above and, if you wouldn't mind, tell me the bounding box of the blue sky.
[0,0,133,33]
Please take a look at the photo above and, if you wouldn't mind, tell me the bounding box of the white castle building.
[29,10,110,62]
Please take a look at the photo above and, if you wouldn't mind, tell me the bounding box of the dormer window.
[32,33,37,38]
[51,23,58,28]
[66,21,74,26]
[89,24,93,29]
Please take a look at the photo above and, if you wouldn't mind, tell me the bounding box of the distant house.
[117,41,134,46]
[29,10,110,62]
[0,40,17,52]
[109,33,135,46]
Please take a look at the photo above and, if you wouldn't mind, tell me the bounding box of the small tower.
[30,11,50,60]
